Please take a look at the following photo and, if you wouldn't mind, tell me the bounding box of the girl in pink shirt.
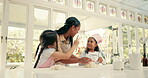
[34,30,79,68]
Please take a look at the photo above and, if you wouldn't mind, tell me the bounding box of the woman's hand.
[78,57,92,64]
[73,36,80,46]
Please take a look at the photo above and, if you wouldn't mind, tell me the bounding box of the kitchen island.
[33,65,148,78]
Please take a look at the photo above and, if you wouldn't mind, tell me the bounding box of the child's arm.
[97,52,103,63]
[52,36,79,61]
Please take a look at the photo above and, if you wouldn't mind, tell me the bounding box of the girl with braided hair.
[34,30,79,68]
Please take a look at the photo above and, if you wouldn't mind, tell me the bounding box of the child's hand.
[73,35,80,46]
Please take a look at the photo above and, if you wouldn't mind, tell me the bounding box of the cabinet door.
[0,1,5,78]
[6,3,27,67]
[52,10,67,30]
[122,25,128,58]
[0,2,3,60]
[33,7,49,61]
[130,26,136,53]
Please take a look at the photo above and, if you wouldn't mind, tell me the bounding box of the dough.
[84,62,98,68]
[49,65,67,70]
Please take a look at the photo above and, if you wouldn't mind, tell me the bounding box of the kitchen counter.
[33,65,148,78]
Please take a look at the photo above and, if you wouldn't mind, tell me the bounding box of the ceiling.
[70,0,148,32]
[1,0,147,32]
[112,0,148,12]
[81,17,114,31]
[70,14,114,32]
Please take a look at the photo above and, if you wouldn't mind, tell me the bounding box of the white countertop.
[33,65,148,78]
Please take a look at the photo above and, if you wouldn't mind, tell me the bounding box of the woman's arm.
[52,36,79,61]
[57,58,79,64]
[52,45,78,61]
[70,54,78,58]
[57,57,92,64]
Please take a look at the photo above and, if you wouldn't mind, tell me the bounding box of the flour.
[49,65,67,70]
[84,62,98,68]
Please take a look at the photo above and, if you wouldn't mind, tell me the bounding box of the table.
[33,65,148,78]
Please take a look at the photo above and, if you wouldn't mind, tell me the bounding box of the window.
[43,0,50,2]
[138,27,144,55]
[145,29,148,56]
[33,8,49,60]
[73,0,82,9]
[7,4,27,65]
[145,29,148,46]
[99,4,107,15]
[112,25,118,55]
[130,26,136,53]
[144,16,148,24]
[129,12,135,21]
[53,0,65,5]
[86,0,95,12]
[137,14,142,23]
[53,10,66,30]
[145,29,148,38]
[0,2,3,65]
[121,10,126,19]
[123,46,128,58]
[122,25,128,46]
[109,7,116,17]
[0,2,3,38]
[138,27,143,47]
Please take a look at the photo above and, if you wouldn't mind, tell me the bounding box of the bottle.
[142,55,148,66]
[143,54,147,66]
[143,43,147,66]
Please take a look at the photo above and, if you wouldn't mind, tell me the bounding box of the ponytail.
[34,44,41,59]
[69,36,73,46]
[34,47,44,68]
[56,25,71,35]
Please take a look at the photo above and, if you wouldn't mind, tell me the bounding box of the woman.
[56,17,91,64]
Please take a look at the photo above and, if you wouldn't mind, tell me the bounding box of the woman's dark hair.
[34,30,58,68]
[85,37,100,54]
[56,17,80,46]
